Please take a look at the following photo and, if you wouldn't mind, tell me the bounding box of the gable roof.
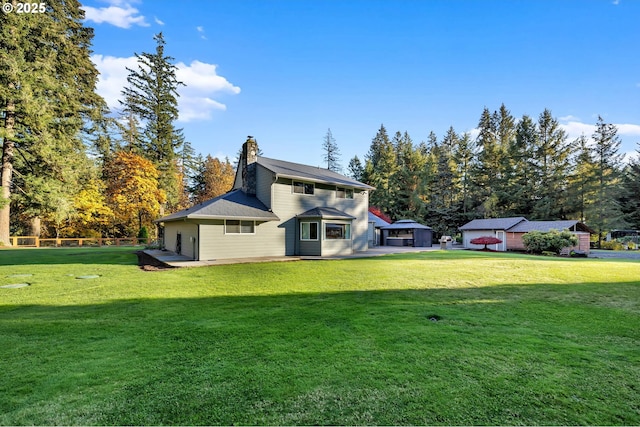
[459,217,527,231]
[257,157,374,190]
[508,220,595,234]
[297,207,355,220]
[382,219,432,230]
[156,189,279,223]
[368,211,391,227]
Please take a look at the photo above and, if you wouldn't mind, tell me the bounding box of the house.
[367,210,390,247]
[381,220,433,247]
[459,217,594,253]
[156,137,374,260]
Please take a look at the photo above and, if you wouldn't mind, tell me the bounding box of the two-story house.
[156,137,374,260]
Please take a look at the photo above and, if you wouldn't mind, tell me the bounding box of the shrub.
[522,229,578,255]
[600,240,625,251]
[137,226,149,239]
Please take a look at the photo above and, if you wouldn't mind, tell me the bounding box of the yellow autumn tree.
[104,151,166,236]
[69,179,114,237]
[192,155,235,204]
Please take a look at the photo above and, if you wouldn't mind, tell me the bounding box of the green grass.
[1,247,639,425]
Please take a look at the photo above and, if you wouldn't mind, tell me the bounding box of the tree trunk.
[30,217,41,237]
[0,98,15,246]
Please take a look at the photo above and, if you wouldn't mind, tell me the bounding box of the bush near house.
[522,229,578,255]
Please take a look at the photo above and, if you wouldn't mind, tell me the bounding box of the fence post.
[36,237,40,247]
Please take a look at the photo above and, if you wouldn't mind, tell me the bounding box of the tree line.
[0,5,233,245]
[343,105,639,245]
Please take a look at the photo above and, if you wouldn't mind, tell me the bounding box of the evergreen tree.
[472,107,501,217]
[322,128,341,172]
[120,32,185,211]
[453,132,476,218]
[362,124,396,216]
[1,2,104,243]
[590,116,626,246]
[347,155,364,181]
[389,131,425,220]
[530,109,572,220]
[506,115,537,216]
[567,135,597,221]
[619,144,640,229]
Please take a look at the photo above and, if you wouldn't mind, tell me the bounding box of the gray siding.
[271,178,369,255]
[198,219,285,260]
[255,164,273,208]
[163,222,199,259]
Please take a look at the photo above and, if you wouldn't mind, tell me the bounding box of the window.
[336,187,354,199]
[293,181,314,195]
[325,223,351,240]
[225,220,255,234]
[300,222,319,240]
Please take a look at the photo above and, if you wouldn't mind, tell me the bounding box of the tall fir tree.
[347,155,364,181]
[505,115,537,217]
[363,124,397,216]
[530,109,572,220]
[618,143,640,229]
[472,107,502,217]
[589,116,626,246]
[322,128,341,172]
[1,1,104,242]
[567,135,597,221]
[120,32,185,212]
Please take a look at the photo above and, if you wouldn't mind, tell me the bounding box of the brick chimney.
[241,136,258,195]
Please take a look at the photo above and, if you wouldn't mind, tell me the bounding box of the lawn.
[1,247,639,425]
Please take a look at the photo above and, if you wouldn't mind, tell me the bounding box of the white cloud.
[91,55,241,122]
[560,120,595,140]
[82,1,148,28]
[91,54,138,110]
[612,0,620,5]
[196,26,207,40]
[154,16,164,25]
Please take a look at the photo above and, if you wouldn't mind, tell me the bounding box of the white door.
[495,231,505,251]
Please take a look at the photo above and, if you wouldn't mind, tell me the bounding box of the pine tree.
[1,2,104,243]
[590,116,626,246]
[322,128,341,172]
[453,132,476,218]
[347,156,364,181]
[505,114,537,216]
[567,135,597,221]
[120,32,185,211]
[530,109,572,220]
[619,144,640,229]
[472,107,501,217]
[362,125,397,217]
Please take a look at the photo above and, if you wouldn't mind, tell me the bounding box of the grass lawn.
[1,247,639,425]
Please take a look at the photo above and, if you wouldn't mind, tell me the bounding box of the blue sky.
[81,0,640,167]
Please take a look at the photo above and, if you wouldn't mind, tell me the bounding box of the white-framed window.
[336,187,354,199]
[225,220,255,234]
[293,181,314,195]
[325,223,351,240]
[300,222,319,241]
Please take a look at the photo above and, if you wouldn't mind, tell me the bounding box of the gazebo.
[381,220,433,247]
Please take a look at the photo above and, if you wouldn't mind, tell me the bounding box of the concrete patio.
[144,244,463,268]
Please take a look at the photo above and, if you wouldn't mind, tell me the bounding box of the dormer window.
[293,181,314,195]
[336,187,354,199]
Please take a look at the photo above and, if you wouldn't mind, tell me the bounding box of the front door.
[176,232,182,255]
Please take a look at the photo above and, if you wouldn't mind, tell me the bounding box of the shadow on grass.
[1,282,639,426]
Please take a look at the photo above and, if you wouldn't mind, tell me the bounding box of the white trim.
[292,181,315,195]
[300,221,319,241]
[224,219,256,235]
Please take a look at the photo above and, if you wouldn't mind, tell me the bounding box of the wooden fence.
[7,236,156,248]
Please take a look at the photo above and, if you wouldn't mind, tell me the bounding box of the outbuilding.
[381,220,433,247]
